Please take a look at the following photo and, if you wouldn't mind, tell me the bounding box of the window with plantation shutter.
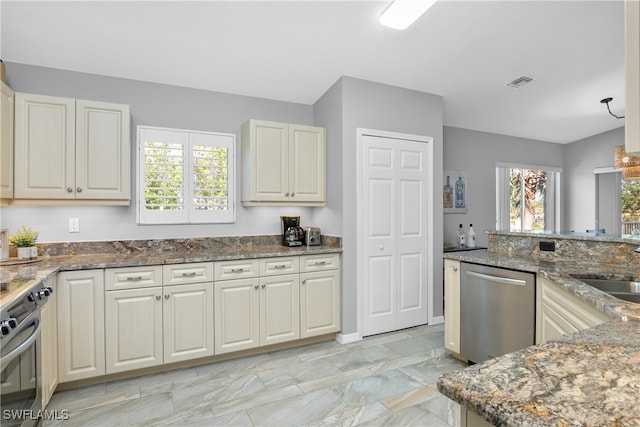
[137,126,235,224]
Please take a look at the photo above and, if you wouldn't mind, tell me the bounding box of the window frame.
[137,125,236,225]
[495,161,562,233]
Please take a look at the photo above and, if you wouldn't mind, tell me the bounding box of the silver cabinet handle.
[315,261,327,265]
[181,272,197,277]
[66,187,73,193]
[126,276,144,281]
[231,268,247,273]
[76,187,83,193]
[274,264,287,269]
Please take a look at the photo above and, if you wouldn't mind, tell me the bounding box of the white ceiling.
[1,0,626,143]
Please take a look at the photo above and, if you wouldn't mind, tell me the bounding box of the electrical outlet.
[539,241,555,252]
[68,218,80,233]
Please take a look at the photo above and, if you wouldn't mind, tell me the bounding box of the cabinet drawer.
[299,253,340,272]
[163,262,214,285]
[105,265,162,291]
[214,259,260,281]
[260,257,299,276]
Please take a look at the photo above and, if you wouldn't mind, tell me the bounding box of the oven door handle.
[0,318,40,368]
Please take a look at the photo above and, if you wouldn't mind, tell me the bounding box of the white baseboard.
[431,316,444,325]
[335,332,361,344]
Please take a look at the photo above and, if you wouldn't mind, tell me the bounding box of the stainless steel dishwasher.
[460,262,535,364]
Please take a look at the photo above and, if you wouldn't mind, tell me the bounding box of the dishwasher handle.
[465,270,527,287]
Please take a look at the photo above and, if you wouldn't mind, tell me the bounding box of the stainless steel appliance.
[460,262,535,364]
[304,227,321,246]
[1,271,53,427]
[281,216,304,247]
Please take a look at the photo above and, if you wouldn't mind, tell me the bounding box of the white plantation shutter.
[138,126,235,224]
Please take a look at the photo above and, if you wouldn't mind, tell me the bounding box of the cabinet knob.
[156,295,161,301]
[452,266,458,272]
[165,294,169,299]
[302,279,306,284]
[76,187,83,193]
[67,187,73,193]
[254,284,259,289]
[379,245,384,251]
[285,192,290,197]
[291,193,295,197]
[261,284,266,289]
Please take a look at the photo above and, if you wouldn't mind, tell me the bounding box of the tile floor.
[44,324,468,426]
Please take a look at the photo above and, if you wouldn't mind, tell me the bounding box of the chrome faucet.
[636,247,640,254]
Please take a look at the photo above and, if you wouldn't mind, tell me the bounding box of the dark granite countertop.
[440,249,640,425]
[0,244,342,310]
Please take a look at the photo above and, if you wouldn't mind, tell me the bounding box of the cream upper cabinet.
[536,275,610,344]
[443,259,461,355]
[241,119,325,206]
[14,93,130,203]
[1,81,14,202]
[626,0,640,155]
[57,269,105,383]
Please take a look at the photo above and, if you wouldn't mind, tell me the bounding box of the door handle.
[465,271,526,286]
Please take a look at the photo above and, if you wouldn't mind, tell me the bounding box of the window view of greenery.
[509,169,547,232]
[192,145,229,211]
[144,141,230,212]
[144,141,184,211]
[622,179,640,235]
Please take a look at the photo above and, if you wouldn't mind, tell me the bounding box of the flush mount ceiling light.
[379,0,438,30]
[505,76,534,89]
[600,97,625,119]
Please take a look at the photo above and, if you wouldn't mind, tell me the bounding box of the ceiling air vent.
[506,76,534,89]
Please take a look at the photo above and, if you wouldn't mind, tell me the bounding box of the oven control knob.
[1,324,9,336]
[7,318,17,329]
[27,293,36,302]
[45,286,54,295]
[0,318,16,336]
[36,289,49,299]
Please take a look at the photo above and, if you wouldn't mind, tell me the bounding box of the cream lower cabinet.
[40,278,58,408]
[58,269,105,383]
[214,258,301,354]
[299,254,341,338]
[105,264,214,374]
[536,275,611,344]
[443,259,461,354]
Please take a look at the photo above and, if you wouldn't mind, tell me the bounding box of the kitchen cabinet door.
[214,278,260,354]
[40,280,58,408]
[14,93,75,199]
[163,282,214,363]
[1,81,14,202]
[259,274,300,346]
[14,93,130,202]
[241,119,326,206]
[444,259,461,354]
[300,270,340,338]
[57,269,105,382]
[536,275,610,344]
[75,99,130,200]
[289,124,325,203]
[105,287,163,374]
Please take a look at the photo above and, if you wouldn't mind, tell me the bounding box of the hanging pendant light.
[614,145,640,180]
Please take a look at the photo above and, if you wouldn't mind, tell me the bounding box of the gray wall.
[563,127,624,232]
[313,76,444,335]
[443,127,565,247]
[2,63,317,241]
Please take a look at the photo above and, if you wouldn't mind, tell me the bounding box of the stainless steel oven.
[1,277,52,427]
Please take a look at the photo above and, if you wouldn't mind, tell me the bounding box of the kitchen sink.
[573,278,640,304]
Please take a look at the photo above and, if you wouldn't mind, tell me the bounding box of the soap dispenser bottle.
[467,224,476,248]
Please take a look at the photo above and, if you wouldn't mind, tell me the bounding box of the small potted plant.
[9,225,39,260]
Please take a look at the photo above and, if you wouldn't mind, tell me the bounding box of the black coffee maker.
[281,216,305,247]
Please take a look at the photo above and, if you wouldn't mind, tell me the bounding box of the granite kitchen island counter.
[438,319,640,426]
[440,232,640,426]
